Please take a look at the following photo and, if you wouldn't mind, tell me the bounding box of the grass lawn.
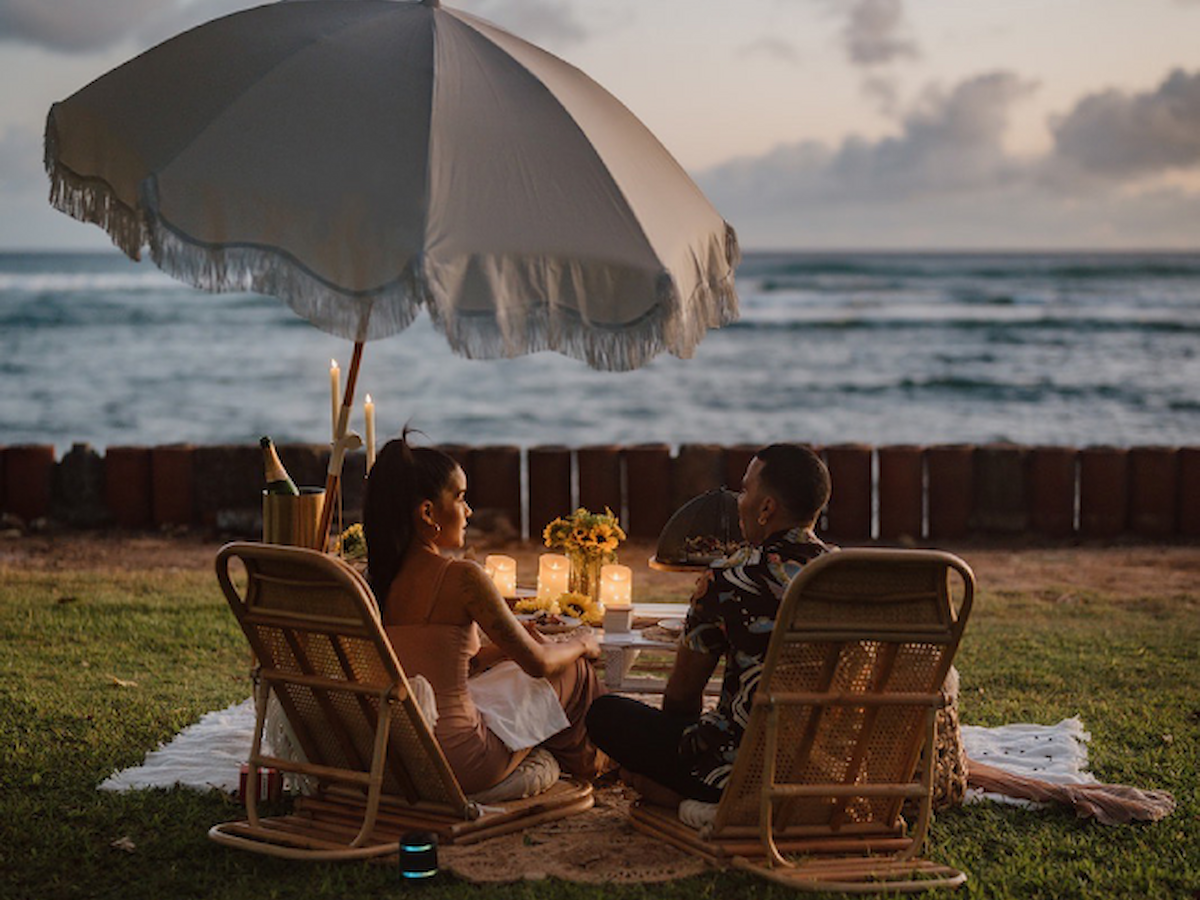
[1,545,1197,899]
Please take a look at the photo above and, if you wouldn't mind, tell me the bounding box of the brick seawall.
[2,442,1198,542]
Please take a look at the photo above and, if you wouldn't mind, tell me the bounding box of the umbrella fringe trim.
[144,214,423,343]
[430,222,741,371]
[430,263,740,372]
[45,115,149,261]
[724,221,743,271]
[144,204,741,369]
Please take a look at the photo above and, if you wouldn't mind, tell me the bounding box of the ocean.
[2,250,1198,454]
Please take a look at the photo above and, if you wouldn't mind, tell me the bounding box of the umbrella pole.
[315,341,364,550]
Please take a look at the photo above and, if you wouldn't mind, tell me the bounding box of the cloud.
[861,74,901,115]
[1049,68,1200,177]
[815,1,919,128]
[739,36,802,65]
[841,0,918,67]
[1,0,592,55]
[702,71,1036,210]
[697,68,1200,249]
[134,0,259,49]
[463,0,589,45]
[0,0,162,51]
[0,0,267,53]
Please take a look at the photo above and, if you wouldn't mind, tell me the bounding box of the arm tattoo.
[462,565,532,656]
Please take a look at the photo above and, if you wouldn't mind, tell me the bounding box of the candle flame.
[365,393,373,404]
[331,358,338,369]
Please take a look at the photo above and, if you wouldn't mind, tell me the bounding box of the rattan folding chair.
[631,548,973,893]
[209,541,593,861]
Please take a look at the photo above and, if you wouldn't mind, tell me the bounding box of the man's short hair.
[754,443,831,525]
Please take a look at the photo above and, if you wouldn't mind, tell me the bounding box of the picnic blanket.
[94,698,1094,801]
[98,700,1174,882]
[962,720,1175,825]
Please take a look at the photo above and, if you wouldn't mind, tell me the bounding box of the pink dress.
[384,556,602,795]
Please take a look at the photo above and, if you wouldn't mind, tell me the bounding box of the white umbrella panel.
[45,0,742,543]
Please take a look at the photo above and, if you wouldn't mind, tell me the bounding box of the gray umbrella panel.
[46,0,739,371]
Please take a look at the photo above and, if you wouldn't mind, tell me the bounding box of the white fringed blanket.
[961,718,1096,805]
[100,698,260,794]
[100,698,1091,807]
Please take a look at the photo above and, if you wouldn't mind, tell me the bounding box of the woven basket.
[931,666,968,810]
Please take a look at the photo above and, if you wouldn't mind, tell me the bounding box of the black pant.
[585,694,722,802]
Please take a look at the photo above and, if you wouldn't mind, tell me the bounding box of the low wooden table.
[597,602,720,695]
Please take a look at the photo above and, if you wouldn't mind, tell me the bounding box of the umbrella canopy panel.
[46,0,739,370]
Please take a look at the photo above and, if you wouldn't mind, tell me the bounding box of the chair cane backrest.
[215,541,470,814]
[713,548,973,836]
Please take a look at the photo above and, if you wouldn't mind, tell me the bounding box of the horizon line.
[2,245,1199,257]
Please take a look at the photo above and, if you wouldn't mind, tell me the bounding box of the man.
[586,443,833,806]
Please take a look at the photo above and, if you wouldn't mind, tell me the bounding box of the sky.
[2,0,1199,251]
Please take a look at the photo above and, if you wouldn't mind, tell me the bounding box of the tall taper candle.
[365,393,377,472]
[330,358,341,440]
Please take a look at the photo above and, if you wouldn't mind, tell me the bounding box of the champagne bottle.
[260,436,300,496]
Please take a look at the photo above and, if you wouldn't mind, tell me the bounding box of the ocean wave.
[0,272,189,293]
[0,292,289,329]
[739,252,1200,283]
[1043,262,1200,280]
[797,377,1148,405]
[5,250,1199,450]
[948,290,1019,306]
[757,275,911,293]
[727,310,1200,333]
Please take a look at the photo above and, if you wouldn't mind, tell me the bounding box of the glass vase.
[568,550,605,605]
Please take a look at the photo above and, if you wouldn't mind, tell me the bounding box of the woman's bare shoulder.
[444,558,494,598]
[447,557,488,580]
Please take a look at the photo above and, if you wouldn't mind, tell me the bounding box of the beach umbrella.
[44,0,740,544]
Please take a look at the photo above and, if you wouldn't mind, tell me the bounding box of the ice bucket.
[262,487,325,548]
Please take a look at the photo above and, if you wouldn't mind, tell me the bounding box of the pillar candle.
[536,554,570,602]
[599,563,633,608]
[485,554,517,597]
[364,393,376,471]
[329,358,341,440]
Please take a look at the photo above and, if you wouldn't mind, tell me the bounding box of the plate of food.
[656,617,686,636]
[681,535,746,565]
[517,611,582,634]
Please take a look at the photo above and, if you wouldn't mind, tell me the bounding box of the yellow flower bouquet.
[543,507,626,603]
[336,522,367,560]
[542,507,626,556]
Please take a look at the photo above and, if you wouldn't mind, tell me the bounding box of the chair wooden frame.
[631,548,973,892]
[209,541,593,861]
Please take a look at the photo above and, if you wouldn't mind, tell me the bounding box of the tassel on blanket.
[966,759,1176,825]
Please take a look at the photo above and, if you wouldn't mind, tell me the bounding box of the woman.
[363,432,605,794]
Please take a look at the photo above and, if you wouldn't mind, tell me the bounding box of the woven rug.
[437,781,707,883]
